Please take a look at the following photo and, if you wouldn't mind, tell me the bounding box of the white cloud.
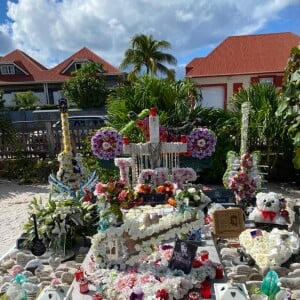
[0,0,299,78]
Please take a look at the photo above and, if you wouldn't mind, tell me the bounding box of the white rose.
[188,187,196,194]
[194,195,201,201]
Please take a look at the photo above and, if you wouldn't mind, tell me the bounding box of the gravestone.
[203,188,236,206]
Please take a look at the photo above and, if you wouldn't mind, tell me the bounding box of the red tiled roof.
[0,49,47,83]
[186,32,300,77]
[0,47,122,84]
[45,47,122,82]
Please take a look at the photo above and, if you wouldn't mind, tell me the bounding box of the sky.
[0,0,300,79]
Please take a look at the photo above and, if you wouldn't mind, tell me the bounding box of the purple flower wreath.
[91,128,123,160]
[187,128,217,159]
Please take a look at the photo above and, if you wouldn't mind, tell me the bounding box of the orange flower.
[168,197,177,207]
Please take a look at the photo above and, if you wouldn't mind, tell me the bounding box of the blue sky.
[0,0,299,79]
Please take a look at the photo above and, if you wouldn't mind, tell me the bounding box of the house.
[185,32,300,109]
[0,47,125,106]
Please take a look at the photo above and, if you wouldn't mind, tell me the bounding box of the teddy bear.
[248,192,288,225]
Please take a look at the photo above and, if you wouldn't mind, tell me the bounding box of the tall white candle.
[149,107,160,143]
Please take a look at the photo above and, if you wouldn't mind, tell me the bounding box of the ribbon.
[259,209,277,222]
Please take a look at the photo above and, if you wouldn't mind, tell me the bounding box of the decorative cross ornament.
[122,108,189,186]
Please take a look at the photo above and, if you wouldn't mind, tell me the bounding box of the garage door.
[201,86,225,109]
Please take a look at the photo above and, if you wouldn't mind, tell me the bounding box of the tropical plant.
[276,45,300,147]
[107,75,201,139]
[276,46,300,170]
[63,62,108,108]
[120,34,177,80]
[10,91,40,109]
[229,83,289,171]
[193,107,240,183]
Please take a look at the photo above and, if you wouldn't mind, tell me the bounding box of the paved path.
[0,179,49,258]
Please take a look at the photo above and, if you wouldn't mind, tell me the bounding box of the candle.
[189,291,200,300]
[150,107,157,116]
[180,135,187,143]
[200,250,209,261]
[123,136,130,145]
[79,278,89,294]
[200,281,212,299]
[215,263,224,279]
[75,266,84,282]
[149,110,160,143]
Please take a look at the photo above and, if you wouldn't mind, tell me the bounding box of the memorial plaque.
[142,193,167,206]
[169,239,198,274]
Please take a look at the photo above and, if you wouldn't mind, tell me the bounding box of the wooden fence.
[0,121,99,159]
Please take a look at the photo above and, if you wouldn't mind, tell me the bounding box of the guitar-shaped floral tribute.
[49,98,98,198]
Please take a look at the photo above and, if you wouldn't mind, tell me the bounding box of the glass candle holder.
[189,291,200,300]
[200,250,209,261]
[75,267,84,282]
[79,278,89,294]
[215,263,224,279]
[200,281,211,299]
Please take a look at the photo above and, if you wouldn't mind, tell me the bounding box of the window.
[75,63,82,70]
[259,77,273,84]
[0,65,15,75]
[74,61,88,71]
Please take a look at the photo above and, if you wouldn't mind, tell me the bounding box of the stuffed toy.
[248,192,288,225]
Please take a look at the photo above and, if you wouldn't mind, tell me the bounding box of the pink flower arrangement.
[228,152,259,201]
[228,170,257,201]
[114,274,137,292]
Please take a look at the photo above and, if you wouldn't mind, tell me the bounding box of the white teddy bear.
[248,192,288,225]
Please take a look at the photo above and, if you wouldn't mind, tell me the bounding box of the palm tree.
[120,34,177,80]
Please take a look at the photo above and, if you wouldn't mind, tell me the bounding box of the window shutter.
[274,76,283,87]
[250,77,259,84]
[233,83,243,93]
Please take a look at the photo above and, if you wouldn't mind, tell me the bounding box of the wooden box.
[212,208,245,238]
